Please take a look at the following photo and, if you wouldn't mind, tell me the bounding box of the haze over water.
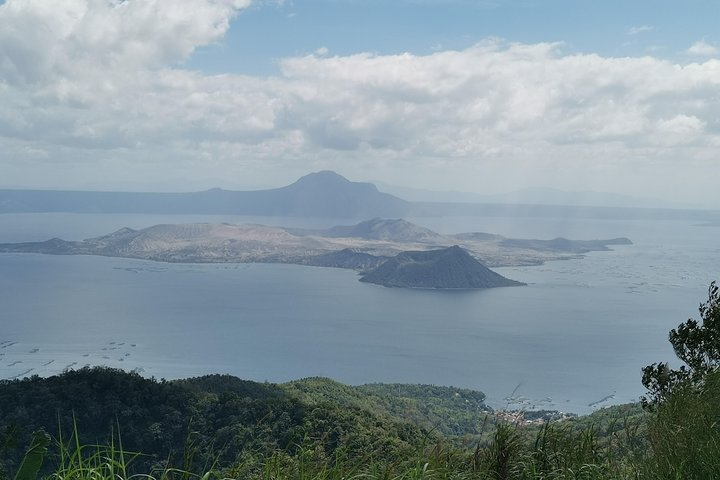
[1,213,718,414]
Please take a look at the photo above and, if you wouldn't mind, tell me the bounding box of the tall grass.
[643,370,720,479]
[10,408,711,480]
[221,419,646,480]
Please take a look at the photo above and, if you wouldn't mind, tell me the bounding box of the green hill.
[0,367,652,480]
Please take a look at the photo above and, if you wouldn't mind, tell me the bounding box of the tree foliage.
[642,281,720,408]
[0,368,452,473]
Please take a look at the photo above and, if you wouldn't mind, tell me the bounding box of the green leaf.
[14,430,51,480]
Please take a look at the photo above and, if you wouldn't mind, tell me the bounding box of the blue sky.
[189,0,720,75]
[0,0,719,206]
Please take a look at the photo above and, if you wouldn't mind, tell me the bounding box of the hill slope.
[360,245,524,289]
[0,368,652,479]
[313,217,444,242]
[0,367,491,471]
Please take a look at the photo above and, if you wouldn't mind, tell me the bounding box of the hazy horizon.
[0,169,713,212]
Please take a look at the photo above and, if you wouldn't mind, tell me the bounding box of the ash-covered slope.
[303,248,389,272]
[0,217,633,281]
[359,245,524,289]
[0,223,327,262]
[294,217,444,243]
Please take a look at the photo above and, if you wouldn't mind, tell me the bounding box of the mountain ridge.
[0,171,411,218]
[2,171,718,222]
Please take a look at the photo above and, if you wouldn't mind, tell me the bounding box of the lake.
[1,212,718,414]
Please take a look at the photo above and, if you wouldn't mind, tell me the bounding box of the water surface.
[1,213,718,414]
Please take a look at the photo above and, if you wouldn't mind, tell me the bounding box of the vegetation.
[0,368,649,480]
[640,281,720,479]
[642,281,720,407]
[644,370,720,479]
[1,282,719,479]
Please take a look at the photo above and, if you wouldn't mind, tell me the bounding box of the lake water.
[0,212,718,414]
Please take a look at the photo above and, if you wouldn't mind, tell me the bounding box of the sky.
[0,0,719,206]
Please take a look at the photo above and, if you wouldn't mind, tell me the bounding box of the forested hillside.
[0,367,645,479]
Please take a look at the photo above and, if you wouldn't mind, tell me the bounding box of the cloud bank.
[1,0,719,203]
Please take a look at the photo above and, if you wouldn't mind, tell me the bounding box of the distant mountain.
[0,171,411,218]
[359,245,524,289]
[259,171,411,217]
[3,172,718,222]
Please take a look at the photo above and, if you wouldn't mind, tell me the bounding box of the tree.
[642,281,720,409]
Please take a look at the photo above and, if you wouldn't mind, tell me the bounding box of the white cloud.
[627,25,653,35]
[0,0,251,84]
[687,40,719,57]
[1,0,720,204]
